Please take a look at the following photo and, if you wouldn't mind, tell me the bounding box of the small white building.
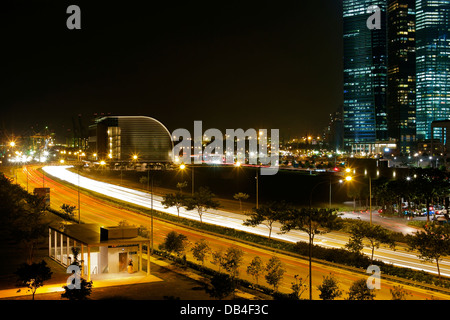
[49,223,151,281]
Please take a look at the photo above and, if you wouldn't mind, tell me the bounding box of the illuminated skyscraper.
[343,0,388,152]
[387,0,416,154]
[415,0,450,140]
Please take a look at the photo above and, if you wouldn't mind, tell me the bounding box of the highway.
[9,164,450,300]
[42,165,450,279]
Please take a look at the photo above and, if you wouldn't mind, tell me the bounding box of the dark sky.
[1,0,343,141]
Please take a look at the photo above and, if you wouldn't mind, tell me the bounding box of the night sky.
[2,0,343,142]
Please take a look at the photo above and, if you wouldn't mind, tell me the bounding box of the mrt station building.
[48,223,151,281]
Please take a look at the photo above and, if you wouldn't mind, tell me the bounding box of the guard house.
[48,223,151,281]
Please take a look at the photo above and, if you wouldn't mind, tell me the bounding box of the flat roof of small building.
[49,223,150,247]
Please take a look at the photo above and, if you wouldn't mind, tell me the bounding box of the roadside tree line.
[156,230,412,300]
[161,180,450,287]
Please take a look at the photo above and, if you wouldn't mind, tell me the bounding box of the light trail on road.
[7,164,449,299]
[42,165,450,279]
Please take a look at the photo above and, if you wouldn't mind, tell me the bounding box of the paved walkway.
[0,255,259,300]
[0,268,162,299]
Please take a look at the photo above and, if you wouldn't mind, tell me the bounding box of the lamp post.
[309,174,352,208]
[308,174,352,300]
[77,166,81,224]
[26,165,29,192]
[255,169,259,209]
[147,165,154,254]
[179,163,194,195]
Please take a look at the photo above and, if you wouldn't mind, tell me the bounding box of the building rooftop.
[49,223,149,246]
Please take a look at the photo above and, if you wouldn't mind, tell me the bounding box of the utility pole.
[255,169,259,209]
[78,167,81,223]
[369,174,372,225]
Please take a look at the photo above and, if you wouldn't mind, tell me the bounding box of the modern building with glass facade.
[415,0,450,140]
[387,0,416,154]
[343,0,388,152]
[88,116,173,163]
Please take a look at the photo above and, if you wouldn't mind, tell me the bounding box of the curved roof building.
[88,116,173,163]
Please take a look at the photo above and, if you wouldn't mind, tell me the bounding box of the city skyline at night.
[1,1,343,141]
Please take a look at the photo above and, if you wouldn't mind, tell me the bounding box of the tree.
[15,260,52,300]
[162,192,187,218]
[12,193,49,264]
[290,274,308,300]
[184,187,220,223]
[390,285,411,300]
[411,168,450,222]
[233,192,249,213]
[191,239,211,267]
[372,177,402,215]
[317,274,342,300]
[244,201,290,239]
[61,203,76,218]
[264,256,285,292]
[406,223,450,279]
[345,221,396,263]
[211,249,226,273]
[61,247,93,300]
[246,256,265,285]
[176,181,188,193]
[206,274,235,300]
[159,231,189,257]
[281,207,341,299]
[221,246,244,280]
[347,279,376,300]
[61,277,93,300]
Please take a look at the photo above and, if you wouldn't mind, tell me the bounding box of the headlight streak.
[42,165,450,278]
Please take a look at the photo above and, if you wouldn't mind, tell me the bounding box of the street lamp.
[179,163,194,195]
[77,166,81,224]
[310,174,352,208]
[364,171,373,225]
[307,175,352,300]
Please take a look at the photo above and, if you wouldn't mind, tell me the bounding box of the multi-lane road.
[8,164,450,300]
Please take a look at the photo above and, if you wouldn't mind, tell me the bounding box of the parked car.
[421,207,435,215]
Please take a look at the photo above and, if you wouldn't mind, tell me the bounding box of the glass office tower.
[415,0,450,140]
[387,0,416,154]
[343,0,388,151]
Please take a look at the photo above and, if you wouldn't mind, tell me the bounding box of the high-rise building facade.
[343,0,388,151]
[415,0,450,140]
[387,0,416,154]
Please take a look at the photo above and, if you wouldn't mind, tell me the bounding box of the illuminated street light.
[345,175,353,182]
[9,141,16,147]
[235,161,241,167]
[179,163,194,195]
